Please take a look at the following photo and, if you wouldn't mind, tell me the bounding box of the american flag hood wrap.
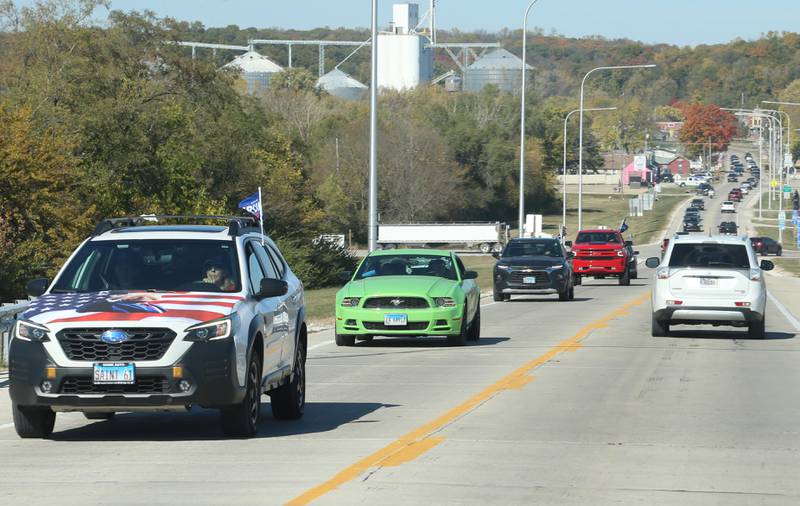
[23,291,245,326]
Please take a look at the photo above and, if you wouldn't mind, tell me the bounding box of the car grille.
[508,271,550,286]
[60,376,170,395]
[56,328,177,362]
[363,321,429,331]
[363,297,429,309]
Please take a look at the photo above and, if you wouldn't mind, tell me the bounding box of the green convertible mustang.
[335,250,481,346]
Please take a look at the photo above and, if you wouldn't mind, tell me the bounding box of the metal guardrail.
[1,301,29,363]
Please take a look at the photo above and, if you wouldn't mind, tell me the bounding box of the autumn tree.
[677,103,738,157]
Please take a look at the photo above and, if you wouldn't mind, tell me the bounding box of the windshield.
[668,243,750,269]
[354,254,457,280]
[503,240,563,258]
[51,240,241,293]
[575,232,621,244]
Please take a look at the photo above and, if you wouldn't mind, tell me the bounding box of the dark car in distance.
[718,221,738,235]
[691,198,705,210]
[492,238,575,302]
[750,237,783,256]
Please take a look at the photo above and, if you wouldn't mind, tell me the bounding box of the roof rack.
[90,215,258,237]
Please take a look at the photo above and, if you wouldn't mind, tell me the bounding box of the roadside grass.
[752,222,800,276]
[303,256,495,325]
[541,194,689,245]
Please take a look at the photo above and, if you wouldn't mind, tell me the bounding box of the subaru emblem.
[100,329,129,344]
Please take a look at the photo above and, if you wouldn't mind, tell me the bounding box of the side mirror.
[567,251,575,258]
[257,278,288,299]
[491,251,500,259]
[645,257,661,268]
[339,270,353,282]
[564,241,573,247]
[624,240,633,247]
[760,260,774,271]
[26,278,49,298]
[633,250,640,256]
[462,270,478,280]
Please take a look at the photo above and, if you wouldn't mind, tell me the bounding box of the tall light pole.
[762,101,793,167]
[577,64,656,230]
[518,0,542,237]
[727,108,779,214]
[562,107,616,240]
[367,0,379,251]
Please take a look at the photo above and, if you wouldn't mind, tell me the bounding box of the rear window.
[575,232,621,244]
[668,243,750,269]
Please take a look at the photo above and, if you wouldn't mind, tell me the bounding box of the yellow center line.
[286,292,650,506]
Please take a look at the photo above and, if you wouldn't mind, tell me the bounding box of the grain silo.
[463,48,532,94]
[376,3,433,91]
[317,69,367,100]
[222,50,283,93]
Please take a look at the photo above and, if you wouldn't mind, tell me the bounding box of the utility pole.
[367,0,379,251]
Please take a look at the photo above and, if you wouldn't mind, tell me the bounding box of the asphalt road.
[3,162,800,505]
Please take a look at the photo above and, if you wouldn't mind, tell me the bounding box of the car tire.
[493,290,503,302]
[480,243,491,254]
[12,404,56,439]
[335,333,356,346]
[651,316,669,337]
[558,286,570,301]
[749,318,766,339]
[271,340,306,420]
[447,308,468,346]
[220,352,261,437]
[83,412,115,421]
[574,275,582,286]
[467,306,480,342]
[568,285,575,300]
[619,268,631,286]
[777,248,783,257]
[503,294,511,301]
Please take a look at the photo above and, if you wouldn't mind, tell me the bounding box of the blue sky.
[17,0,800,46]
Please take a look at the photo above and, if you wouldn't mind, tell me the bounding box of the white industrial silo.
[222,50,283,93]
[317,68,368,100]
[376,3,433,91]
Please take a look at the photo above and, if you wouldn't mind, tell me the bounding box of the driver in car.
[202,257,236,291]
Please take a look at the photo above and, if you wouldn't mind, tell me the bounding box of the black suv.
[718,221,739,235]
[492,238,575,302]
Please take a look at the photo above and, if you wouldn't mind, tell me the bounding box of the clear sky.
[17,0,800,47]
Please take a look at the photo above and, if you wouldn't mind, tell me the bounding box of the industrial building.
[376,3,434,91]
[463,48,531,94]
[317,68,368,100]
[221,50,283,94]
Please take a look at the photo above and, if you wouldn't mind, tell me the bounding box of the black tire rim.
[247,359,259,428]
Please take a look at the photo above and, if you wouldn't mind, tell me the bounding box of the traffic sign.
[784,185,792,193]
[786,153,793,167]
[634,155,646,171]
[771,179,778,188]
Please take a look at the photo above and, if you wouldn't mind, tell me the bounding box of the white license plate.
[384,314,408,326]
[523,276,537,284]
[700,278,717,287]
[93,363,135,385]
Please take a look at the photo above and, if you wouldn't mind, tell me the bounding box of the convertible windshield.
[575,232,621,244]
[355,254,458,280]
[668,243,750,269]
[503,240,562,258]
[51,240,241,293]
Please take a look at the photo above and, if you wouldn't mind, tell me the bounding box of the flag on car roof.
[619,218,628,233]
[237,191,262,221]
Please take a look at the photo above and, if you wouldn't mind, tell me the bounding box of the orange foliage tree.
[676,102,738,157]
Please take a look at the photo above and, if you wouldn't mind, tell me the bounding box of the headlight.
[495,265,510,270]
[616,250,625,257]
[548,264,564,270]
[15,320,50,342]
[185,317,233,341]
[434,297,456,307]
[341,297,361,307]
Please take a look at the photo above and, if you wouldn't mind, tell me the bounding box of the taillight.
[666,300,683,305]
[735,302,751,307]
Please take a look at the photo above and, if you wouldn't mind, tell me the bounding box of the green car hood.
[345,276,458,298]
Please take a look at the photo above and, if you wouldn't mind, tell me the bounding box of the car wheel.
[335,333,356,346]
[12,404,55,439]
[558,286,570,301]
[777,247,783,257]
[447,308,468,346]
[480,243,491,254]
[271,340,306,420]
[749,318,766,339]
[619,268,631,286]
[220,352,261,437]
[503,294,511,301]
[651,315,669,337]
[568,285,575,300]
[493,290,503,302]
[83,412,115,421]
[574,275,582,286]
[467,306,480,342]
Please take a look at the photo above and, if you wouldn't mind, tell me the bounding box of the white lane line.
[0,423,14,431]
[308,340,335,351]
[767,291,800,332]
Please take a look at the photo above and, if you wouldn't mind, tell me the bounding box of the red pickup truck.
[568,229,634,286]
[728,188,743,202]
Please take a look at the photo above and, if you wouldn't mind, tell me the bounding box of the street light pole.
[518,0,542,238]
[562,107,616,241]
[367,0,379,251]
[577,64,656,231]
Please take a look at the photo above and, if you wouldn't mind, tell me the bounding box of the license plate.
[93,363,135,385]
[384,313,408,326]
[523,276,537,284]
[700,278,717,287]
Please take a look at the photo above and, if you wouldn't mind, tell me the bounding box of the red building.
[664,155,692,176]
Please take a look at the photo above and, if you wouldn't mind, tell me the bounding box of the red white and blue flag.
[24,291,244,325]
[238,191,262,221]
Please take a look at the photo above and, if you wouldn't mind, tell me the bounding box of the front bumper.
[572,259,626,277]
[493,268,569,295]
[9,336,245,410]
[654,306,764,326]
[336,305,463,335]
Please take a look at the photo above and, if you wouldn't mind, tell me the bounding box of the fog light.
[172,366,183,379]
[46,367,56,379]
[179,380,191,392]
[40,380,53,393]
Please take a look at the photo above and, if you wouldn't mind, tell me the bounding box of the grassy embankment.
[750,191,800,276]
[304,193,687,325]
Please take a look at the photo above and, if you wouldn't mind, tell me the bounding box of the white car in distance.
[721,201,736,213]
[646,235,774,338]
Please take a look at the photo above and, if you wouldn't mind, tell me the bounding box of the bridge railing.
[1,301,29,364]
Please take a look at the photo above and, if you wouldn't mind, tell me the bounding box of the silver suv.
[9,216,307,438]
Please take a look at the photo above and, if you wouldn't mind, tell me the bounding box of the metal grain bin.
[463,48,532,94]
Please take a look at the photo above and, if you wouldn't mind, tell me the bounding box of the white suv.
[9,216,307,438]
[646,235,774,338]
[721,201,736,213]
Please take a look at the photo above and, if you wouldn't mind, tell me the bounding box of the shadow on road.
[664,329,795,341]
[504,297,592,303]
[50,401,396,441]
[350,336,510,348]
[579,282,649,287]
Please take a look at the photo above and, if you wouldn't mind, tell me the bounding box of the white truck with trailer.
[377,222,508,253]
